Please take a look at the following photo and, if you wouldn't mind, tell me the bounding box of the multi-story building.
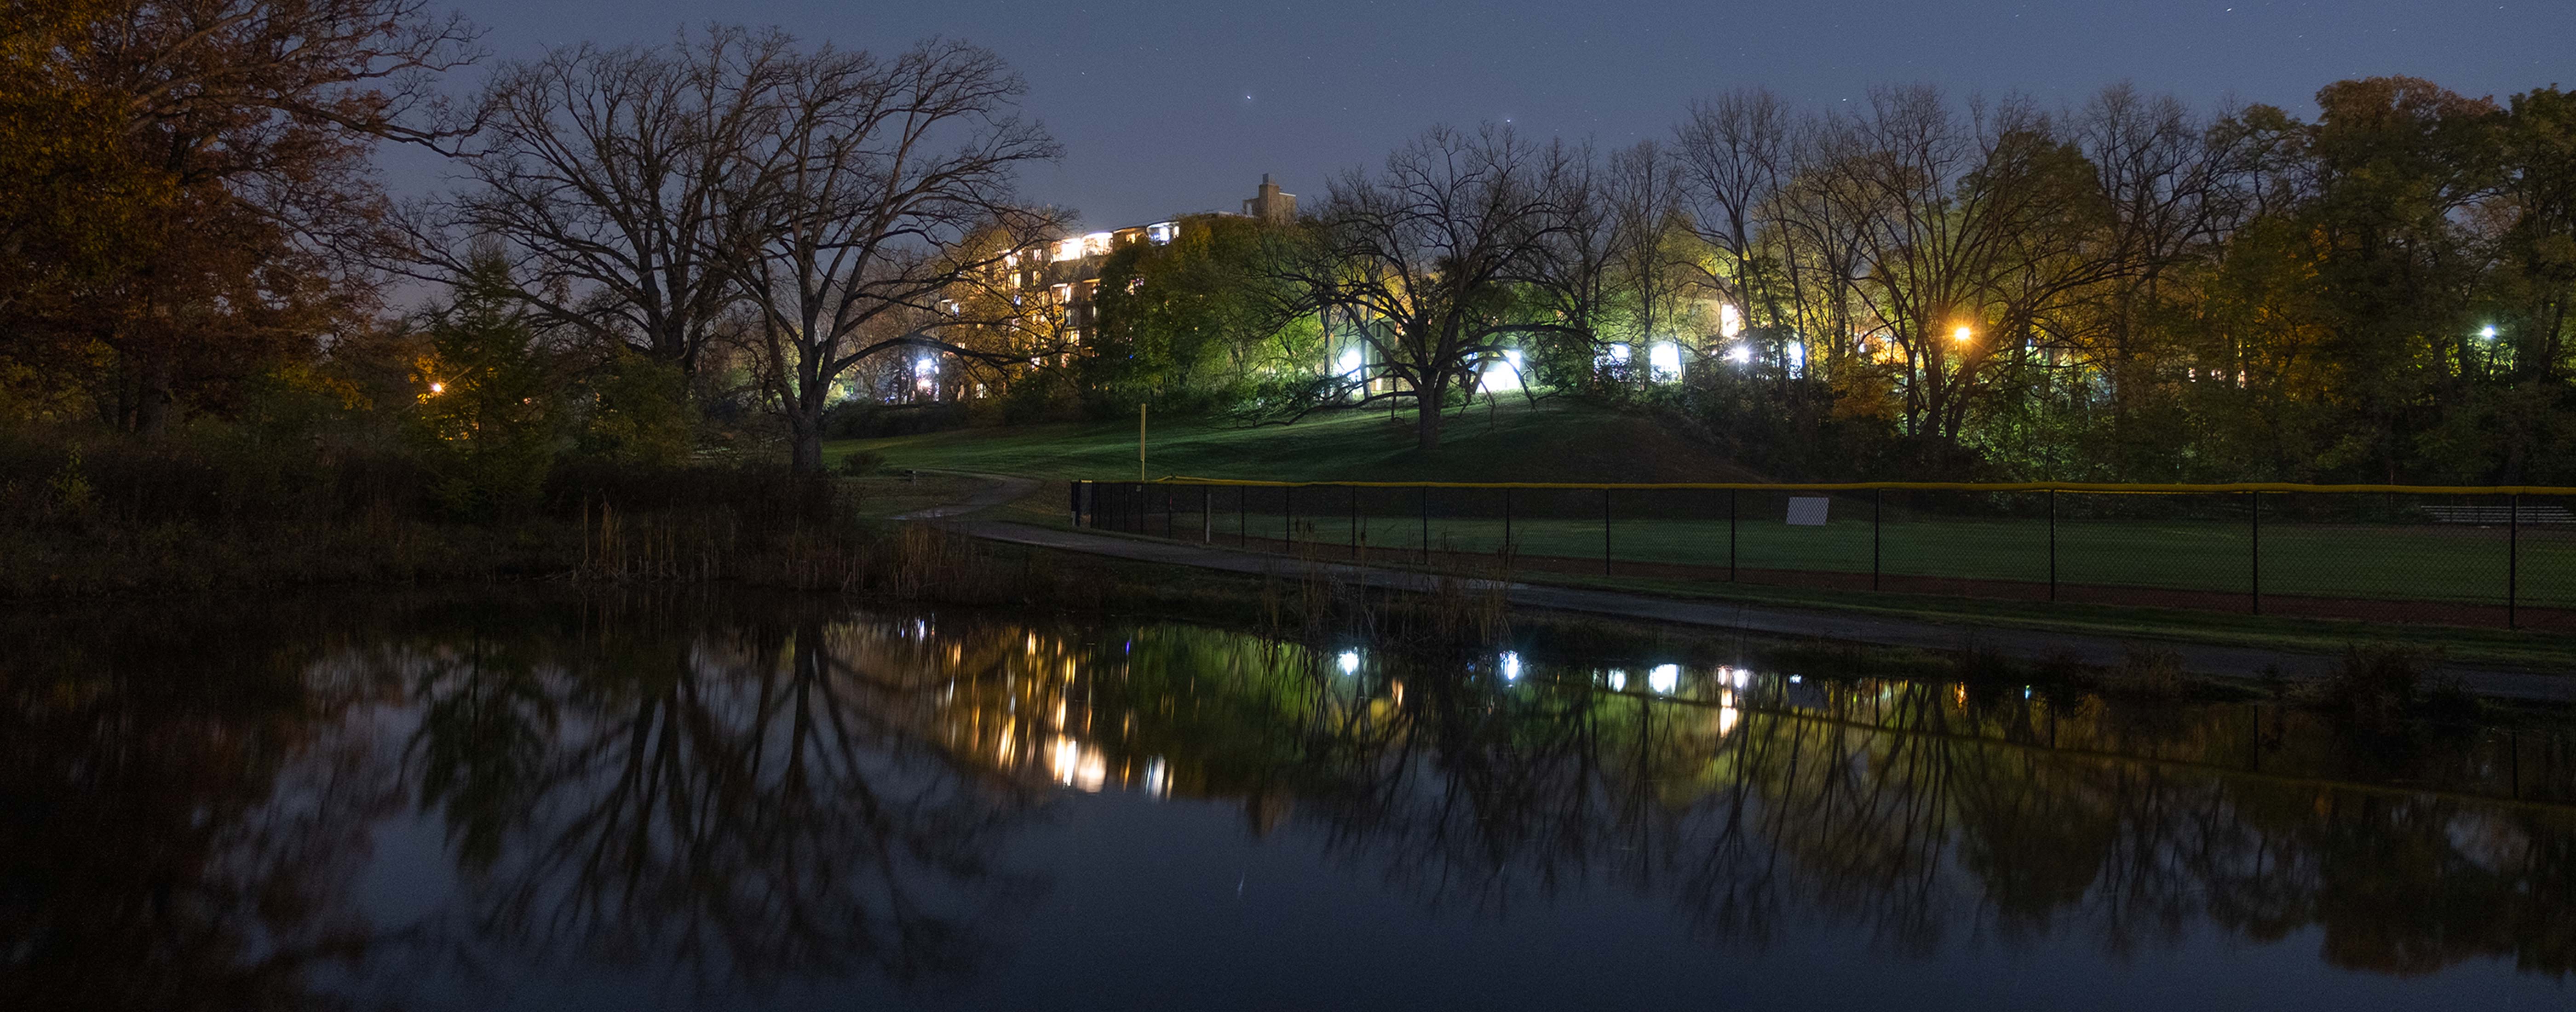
[893,176,1301,402]
[984,176,1295,364]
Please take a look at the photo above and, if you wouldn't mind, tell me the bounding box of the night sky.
[403,0,2569,231]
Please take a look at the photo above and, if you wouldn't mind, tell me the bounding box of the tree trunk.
[132,356,174,437]
[789,420,825,475]
[1414,382,1445,452]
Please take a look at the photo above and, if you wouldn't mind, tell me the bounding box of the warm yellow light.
[427,381,445,394]
[1952,325,1973,344]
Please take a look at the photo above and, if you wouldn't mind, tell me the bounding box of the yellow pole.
[1138,402,1148,482]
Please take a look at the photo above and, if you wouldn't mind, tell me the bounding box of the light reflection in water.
[12,599,2576,1010]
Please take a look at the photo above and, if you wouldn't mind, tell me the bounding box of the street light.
[2480,325,2499,341]
[1952,325,1974,344]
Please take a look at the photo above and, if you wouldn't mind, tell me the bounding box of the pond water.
[6,592,2575,1010]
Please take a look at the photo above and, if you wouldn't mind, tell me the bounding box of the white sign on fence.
[1786,496,1832,526]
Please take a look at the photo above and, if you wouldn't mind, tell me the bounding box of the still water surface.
[6,593,2575,1009]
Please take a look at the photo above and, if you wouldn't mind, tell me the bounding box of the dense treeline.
[1103,80,2576,482]
[3,3,2570,497]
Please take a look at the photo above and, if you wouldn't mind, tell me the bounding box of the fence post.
[1420,486,1431,564]
[2249,490,2262,615]
[1872,488,1882,592]
[2510,491,2520,630]
[1349,485,1359,557]
[1502,487,1514,557]
[1603,488,1614,576]
[2048,489,2058,603]
[1729,488,1738,582]
[1202,485,1212,543]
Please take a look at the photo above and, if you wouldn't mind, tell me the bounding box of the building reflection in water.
[6,596,2576,1009]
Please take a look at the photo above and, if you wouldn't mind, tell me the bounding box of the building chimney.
[1242,174,1296,224]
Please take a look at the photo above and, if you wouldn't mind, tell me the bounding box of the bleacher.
[2417,504,2576,525]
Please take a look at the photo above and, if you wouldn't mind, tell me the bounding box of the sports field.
[1092,483,2576,618]
[833,402,2576,631]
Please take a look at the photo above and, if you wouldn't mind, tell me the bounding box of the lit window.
[1146,221,1179,245]
[1719,304,1744,339]
[1649,342,1683,383]
[1052,237,1085,262]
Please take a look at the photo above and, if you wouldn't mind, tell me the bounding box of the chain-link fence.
[1070,480,2576,632]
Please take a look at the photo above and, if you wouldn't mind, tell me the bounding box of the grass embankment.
[830,400,2576,672]
[830,398,1757,485]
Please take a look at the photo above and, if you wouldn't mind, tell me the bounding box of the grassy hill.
[828,399,1762,484]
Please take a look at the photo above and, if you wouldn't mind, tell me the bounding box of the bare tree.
[1672,88,1798,345]
[1781,87,2123,465]
[1283,125,1588,451]
[723,38,1060,473]
[1601,139,1692,358]
[416,28,793,375]
[2066,84,2261,428]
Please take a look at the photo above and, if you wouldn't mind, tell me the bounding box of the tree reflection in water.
[5,595,2576,1009]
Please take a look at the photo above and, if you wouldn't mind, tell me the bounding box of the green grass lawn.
[832,399,2576,656]
[828,398,1762,485]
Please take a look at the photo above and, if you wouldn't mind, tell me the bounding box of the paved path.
[943,515,2576,702]
[892,473,1041,520]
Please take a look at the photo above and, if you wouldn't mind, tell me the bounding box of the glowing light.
[2481,325,2500,341]
[1648,341,1684,383]
[1719,303,1745,339]
[1050,737,1107,792]
[1730,667,1750,690]
[1725,344,1753,366]
[1598,343,1633,370]
[1143,757,1172,799]
[1337,347,1364,380]
[1337,650,1361,675]
[1649,663,1679,695]
[1481,348,1524,391]
[1718,688,1740,736]
[1607,668,1627,691]
[426,381,445,395]
[1953,325,1974,344]
[1146,221,1180,245]
[1499,651,1523,682]
[1788,674,1802,684]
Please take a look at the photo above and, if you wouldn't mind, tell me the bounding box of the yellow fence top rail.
[1104,477,2576,496]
